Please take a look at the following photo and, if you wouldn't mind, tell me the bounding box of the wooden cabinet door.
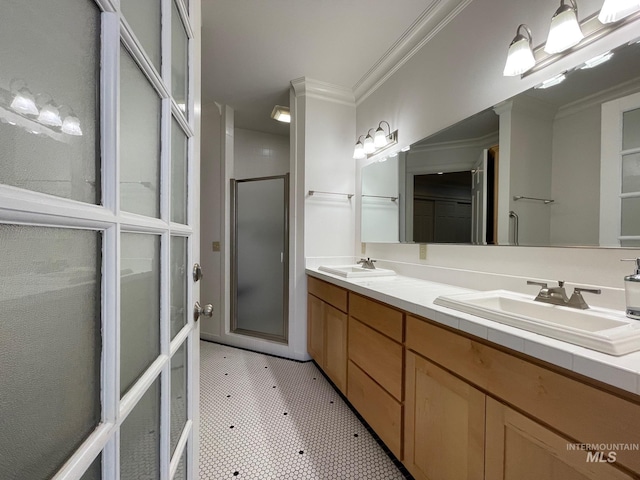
[485,397,634,480]
[324,303,348,393]
[307,294,324,366]
[404,351,485,480]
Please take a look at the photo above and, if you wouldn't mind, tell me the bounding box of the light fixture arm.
[377,121,391,136]
[512,24,533,47]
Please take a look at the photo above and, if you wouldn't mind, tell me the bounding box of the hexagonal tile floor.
[199,341,411,479]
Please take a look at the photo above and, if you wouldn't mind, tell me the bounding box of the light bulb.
[10,88,39,116]
[363,134,375,154]
[503,26,536,76]
[374,127,388,148]
[62,115,83,136]
[37,103,62,127]
[545,1,584,54]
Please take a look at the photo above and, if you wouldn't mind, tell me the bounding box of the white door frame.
[0,1,201,478]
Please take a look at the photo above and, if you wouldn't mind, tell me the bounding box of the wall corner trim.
[291,77,356,107]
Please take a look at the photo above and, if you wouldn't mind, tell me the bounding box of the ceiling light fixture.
[270,105,290,123]
[503,24,536,76]
[598,0,640,23]
[545,0,584,54]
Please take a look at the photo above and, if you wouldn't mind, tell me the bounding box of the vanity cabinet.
[307,277,348,393]
[405,315,640,480]
[404,351,485,480]
[347,293,405,459]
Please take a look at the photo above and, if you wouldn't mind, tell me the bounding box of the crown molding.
[353,0,473,106]
[555,76,640,120]
[291,77,355,107]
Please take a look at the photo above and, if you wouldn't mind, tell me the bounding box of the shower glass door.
[231,175,289,342]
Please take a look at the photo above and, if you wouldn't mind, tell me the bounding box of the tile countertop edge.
[305,268,640,396]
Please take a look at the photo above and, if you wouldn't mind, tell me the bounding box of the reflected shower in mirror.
[361,37,640,248]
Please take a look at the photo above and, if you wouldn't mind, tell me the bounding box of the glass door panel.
[0,225,101,479]
[170,342,188,456]
[120,0,162,73]
[120,378,161,480]
[0,0,100,203]
[170,236,188,338]
[120,46,161,218]
[171,1,189,117]
[120,233,161,396]
[171,120,188,224]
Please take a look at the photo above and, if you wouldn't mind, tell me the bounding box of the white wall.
[199,104,223,338]
[550,103,601,246]
[233,128,290,179]
[355,0,640,297]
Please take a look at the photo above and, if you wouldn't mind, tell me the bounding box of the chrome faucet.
[357,257,377,269]
[527,280,601,309]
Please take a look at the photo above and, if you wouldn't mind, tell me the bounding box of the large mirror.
[362,38,640,247]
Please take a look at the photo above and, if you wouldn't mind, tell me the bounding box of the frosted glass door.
[601,94,640,247]
[231,176,288,342]
[0,1,201,479]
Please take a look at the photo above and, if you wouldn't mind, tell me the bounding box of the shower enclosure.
[230,174,289,342]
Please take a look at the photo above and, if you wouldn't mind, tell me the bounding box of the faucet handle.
[574,287,601,295]
[527,280,548,289]
[568,287,601,310]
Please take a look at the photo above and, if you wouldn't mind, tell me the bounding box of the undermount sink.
[318,265,396,278]
[434,290,640,355]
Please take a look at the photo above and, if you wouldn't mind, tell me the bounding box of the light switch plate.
[419,244,427,260]
[212,241,220,252]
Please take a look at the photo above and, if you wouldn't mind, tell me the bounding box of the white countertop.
[306,267,640,396]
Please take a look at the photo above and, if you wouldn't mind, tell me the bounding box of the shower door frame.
[230,174,290,343]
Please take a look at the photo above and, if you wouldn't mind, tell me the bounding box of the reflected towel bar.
[308,190,354,199]
[513,195,554,204]
[362,194,398,202]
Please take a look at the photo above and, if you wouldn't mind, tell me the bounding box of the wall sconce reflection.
[1,79,83,141]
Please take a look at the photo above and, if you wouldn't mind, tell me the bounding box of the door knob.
[193,301,213,322]
[193,263,203,282]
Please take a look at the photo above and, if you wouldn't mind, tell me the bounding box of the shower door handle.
[194,301,213,322]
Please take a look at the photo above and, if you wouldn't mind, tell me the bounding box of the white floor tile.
[199,341,409,479]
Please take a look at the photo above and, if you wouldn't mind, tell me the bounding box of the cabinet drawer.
[348,360,403,460]
[308,276,348,312]
[349,318,403,400]
[349,293,403,342]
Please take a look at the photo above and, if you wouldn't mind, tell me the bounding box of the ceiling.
[201,0,436,136]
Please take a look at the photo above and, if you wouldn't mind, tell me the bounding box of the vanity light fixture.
[580,50,614,68]
[503,24,536,76]
[545,0,584,54]
[353,135,366,159]
[270,105,290,123]
[353,122,399,159]
[598,0,640,23]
